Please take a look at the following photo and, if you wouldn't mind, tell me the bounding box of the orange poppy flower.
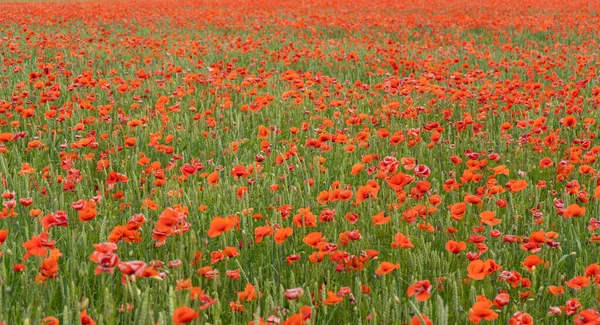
[509,180,528,193]
[479,211,501,226]
[0,229,8,245]
[302,232,324,247]
[547,286,564,296]
[521,255,544,271]
[539,157,553,169]
[355,183,379,205]
[566,276,590,290]
[467,259,500,280]
[323,291,344,305]
[490,165,509,176]
[207,216,236,238]
[386,172,413,192]
[78,201,98,222]
[226,269,241,280]
[350,163,364,176]
[372,211,391,225]
[561,115,577,127]
[391,232,414,248]
[468,296,498,324]
[172,306,199,324]
[407,280,432,302]
[80,310,97,325]
[0,133,14,143]
[375,261,399,276]
[445,240,467,254]
[563,203,586,218]
[410,314,433,325]
[207,171,219,184]
[18,163,36,175]
[238,283,262,301]
[449,202,467,221]
[292,208,317,227]
[254,225,274,243]
[274,227,293,244]
[41,317,59,325]
[584,263,600,278]
[464,194,483,205]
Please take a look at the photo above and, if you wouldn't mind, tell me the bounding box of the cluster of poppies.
[1,0,600,324]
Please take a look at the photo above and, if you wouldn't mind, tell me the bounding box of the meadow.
[1,0,600,323]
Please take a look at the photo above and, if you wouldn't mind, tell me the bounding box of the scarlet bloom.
[566,276,590,290]
[521,255,544,271]
[584,263,600,278]
[237,283,261,302]
[323,291,344,305]
[493,292,510,308]
[350,163,364,176]
[23,232,55,260]
[410,314,433,325]
[207,216,236,238]
[292,208,317,227]
[467,259,500,280]
[257,125,270,139]
[282,306,312,324]
[561,115,577,127]
[254,225,274,243]
[391,232,414,248]
[449,202,467,220]
[273,227,293,244]
[41,211,69,230]
[386,172,413,191]
[547,285,564,296]
[172,306,199,324]
[226,268,241,280]
[236,186,249,198]
[78,201,98,222]
[479,211,501,226]
[465,194,482,205]
[302,232,324,247]
[509,312,533,325]
[565,298,582,316]
[372,211,390,225]
[445,240,467,254]
[375,261,399,276]
[0,230,8,245]
[39,253,60,279]
[468,296,499,324]
[407,280,432,302]
[574,309,600,325]
[355,183,379,205]
[286,254,301,265]
[345,212,359,224]
[539,157,553,168]
[207,171,219,184]
[0,133,13,142]
[509,180,528,193]
[80,310,97,325]
[19,197,34,206]
[563,204,586,218]
[41,316,60,325]
[413,164,431,178]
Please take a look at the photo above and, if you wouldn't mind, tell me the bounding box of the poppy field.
[2,0,600,324]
